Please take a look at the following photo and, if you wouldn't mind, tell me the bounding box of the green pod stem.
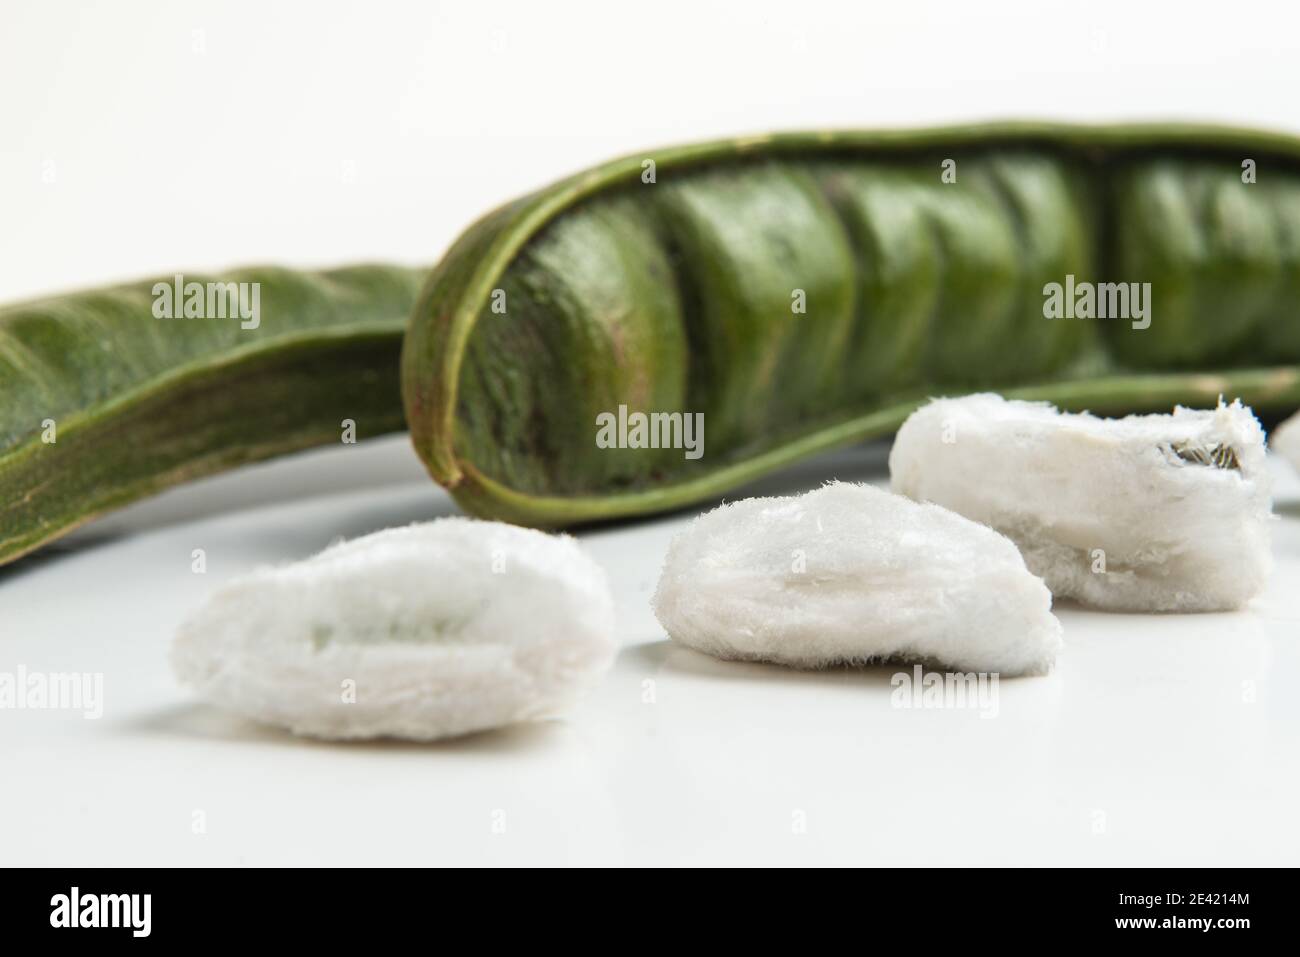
[0,264,424,566]
[402,123,1300,527]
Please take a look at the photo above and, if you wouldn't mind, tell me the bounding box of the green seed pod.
[402,123,1300,527]
[0,265,424,565]
[6,123,1300,566]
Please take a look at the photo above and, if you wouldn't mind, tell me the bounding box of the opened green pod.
[401,123,1300,527]
[5,123,1300,566]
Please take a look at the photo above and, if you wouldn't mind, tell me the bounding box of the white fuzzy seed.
[173,519,617,741]
[652,482,1062,676]
[890,393,1273,612]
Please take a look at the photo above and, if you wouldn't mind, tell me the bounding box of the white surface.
[4,0,1300,866]
[2,438,1300,866]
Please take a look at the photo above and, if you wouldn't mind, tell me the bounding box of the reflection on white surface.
[1,440,1298,865]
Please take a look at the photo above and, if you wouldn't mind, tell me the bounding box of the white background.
[2,0,1299,866]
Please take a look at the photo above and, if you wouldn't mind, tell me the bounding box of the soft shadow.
[624,638,903,689]
[0,535,123,584]
[1047,596,1090,613]
[1050,594,1279,618]
[625,637,1049,686]
[129,701,565,754]
[1275,500,1300,520]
